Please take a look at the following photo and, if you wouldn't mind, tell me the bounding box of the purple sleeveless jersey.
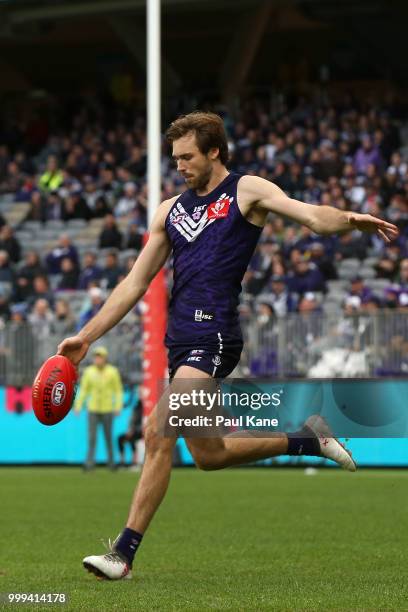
[165,173,262,348]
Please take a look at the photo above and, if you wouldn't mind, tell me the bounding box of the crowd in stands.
[0,93,407,350]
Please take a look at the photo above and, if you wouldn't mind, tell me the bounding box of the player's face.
[172,133,216,190]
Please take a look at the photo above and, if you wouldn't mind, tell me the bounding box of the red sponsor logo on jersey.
[207,197,231,219]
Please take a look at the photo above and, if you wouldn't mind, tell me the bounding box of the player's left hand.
[347,213,399,242]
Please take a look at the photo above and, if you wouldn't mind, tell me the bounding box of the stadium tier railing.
[238,311,408,379]
[0,312,407,386]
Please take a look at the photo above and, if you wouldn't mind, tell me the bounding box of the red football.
[32,355,78,426]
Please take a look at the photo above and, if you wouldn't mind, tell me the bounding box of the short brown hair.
[166,111,229,165]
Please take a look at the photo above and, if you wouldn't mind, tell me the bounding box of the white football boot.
[305,414,357,472]
[83,538,132,580]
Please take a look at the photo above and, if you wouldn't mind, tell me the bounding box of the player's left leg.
[185,414,356,472]
[82,365,208,580]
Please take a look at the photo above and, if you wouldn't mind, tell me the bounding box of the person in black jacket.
[98,214,123,250]
[0,225,21,263]
[117,396,143,468]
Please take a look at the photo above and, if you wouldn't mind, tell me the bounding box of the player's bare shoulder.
[152,195,180,232]
[237,174,271,227]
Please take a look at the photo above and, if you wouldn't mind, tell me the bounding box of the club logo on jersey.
[212,355,222,366]
[207,195,233,219]
[195,309,214,322]
[170,211,188,225]
[168,193,234,242]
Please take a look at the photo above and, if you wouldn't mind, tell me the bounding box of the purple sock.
[114,528,143,567]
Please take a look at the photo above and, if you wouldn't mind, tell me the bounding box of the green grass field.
[1,467,408,611]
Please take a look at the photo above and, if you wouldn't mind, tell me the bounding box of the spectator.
[8,304,36,387]
[28,298,55,339]
[2,160,23,194]
[0,287,11,324]
[397,258,408,289]
[0,211,6,231]
[15,251,46,302]
[308,242,338,280]
[58,257,80,290]
[353,135,383,175]
[101,251,123,290]
[387,151,407,179]
[361,295,382,313]
[297,292,322,314]
[25,190,46,222]
[78,287,105,329]
[115,182,138,217]
[98,214,123,250]
[62,189,92,221]
[335,232,367,261]
[398,292,408,310]
[287,256,326,295]
[0,145,9,182]
[293,226,316,254]
[38,155,64,192]
[77,252,102,290]
[44,192,64,221]
[117,392,143,468]
[27,275,54,309]
[93,195,112,218]
[52,299,76,335]
[375,255,399,280]
[125,146,146,178]
[347,276,373,303]
[0,225,21,263]
[386,194,408,227]
[0,251,14,287]
[46,234,79,274]
[258,275,297,317]
[383,285,401,309]
[125,223,143,251]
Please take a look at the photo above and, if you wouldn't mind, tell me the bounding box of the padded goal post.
[142,256,167,417]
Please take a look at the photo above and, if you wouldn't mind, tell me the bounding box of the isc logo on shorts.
[195,309,214,322]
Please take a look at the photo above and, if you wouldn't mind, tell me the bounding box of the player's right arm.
[57,198,175,365]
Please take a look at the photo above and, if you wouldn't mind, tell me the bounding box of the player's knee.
[193,451,224,471]
[144,417,172,456]
[143,419,161,454]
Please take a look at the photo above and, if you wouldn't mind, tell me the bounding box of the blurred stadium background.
[0,0,408,467]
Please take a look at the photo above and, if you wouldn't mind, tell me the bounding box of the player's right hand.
[57,335,90,366]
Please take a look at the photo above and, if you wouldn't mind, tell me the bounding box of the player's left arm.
[241,175,399,242]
